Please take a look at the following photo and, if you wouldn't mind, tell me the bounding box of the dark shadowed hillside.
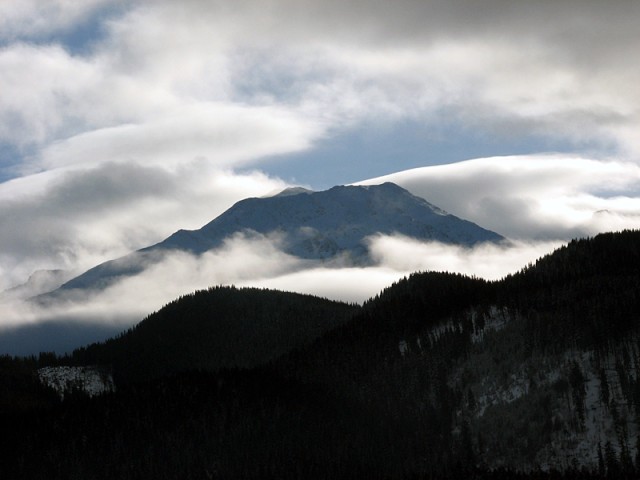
[272,230,640,474]
[70,286,358,384]
[4,231,640,479]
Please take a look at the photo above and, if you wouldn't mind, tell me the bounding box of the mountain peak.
[273,186,314,197]
[195,182,501,254]
[56,182,503,292]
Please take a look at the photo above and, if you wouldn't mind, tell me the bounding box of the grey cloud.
[1,232,307,331]
[0,162,287,290]
[214,0,640,153]
[165,0,638,49]
[360,155,640,240]
[1,162,174,243]
[47,162,176,214]
[0,163,176,287]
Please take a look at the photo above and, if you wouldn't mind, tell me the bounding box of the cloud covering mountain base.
[0,231,561,354]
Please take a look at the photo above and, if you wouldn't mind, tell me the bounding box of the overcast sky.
[2,1,640,348]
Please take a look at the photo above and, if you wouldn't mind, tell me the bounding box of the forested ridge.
[71,286,358,384]
[3,230,640,478]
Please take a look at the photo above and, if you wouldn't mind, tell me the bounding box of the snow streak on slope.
[400,304,640,472]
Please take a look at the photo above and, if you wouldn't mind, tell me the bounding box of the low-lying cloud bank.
[367,235,562,281]
[0,232,562,353]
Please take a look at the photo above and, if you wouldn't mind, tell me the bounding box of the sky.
[1,1,640,352]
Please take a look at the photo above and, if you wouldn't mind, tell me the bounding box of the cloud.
[0,43,101,147]
[0,0,115,40]
[0,232,305,329]
[1,231,560,340]
[367,235,561,281]
[360,155,640,240]
[250,236,561,304]
[39,103,321,170]
[3,0,640,160]
[0,162,288,291]
[241,266,408,305]
[145,0,640,154]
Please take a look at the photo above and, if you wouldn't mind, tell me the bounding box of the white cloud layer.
[360,155,640,240]
[367,235,561,281]
[1,232,560,336]
[38,104,320,170]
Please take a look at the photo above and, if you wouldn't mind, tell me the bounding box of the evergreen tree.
[605,440,620,478]
[467,388,477,411]
[569,362,586,427]
[460,420,475,469]
[598,442,605,477]
[600,367,610,408]
[620,434,633,474]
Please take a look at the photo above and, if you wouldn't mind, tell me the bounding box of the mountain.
[9,231,640,478]
[272,230,640,474]
[157,182,502,255]
[52,182,503,293]
[0,269,72,301]
[71,286,357,384]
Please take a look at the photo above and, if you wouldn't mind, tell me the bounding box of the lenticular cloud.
[359,155,640,240]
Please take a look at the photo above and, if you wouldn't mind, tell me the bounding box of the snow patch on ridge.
[38,366,115,399]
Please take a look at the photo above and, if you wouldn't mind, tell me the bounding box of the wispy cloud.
[1,232,560,339]
[1,232,304,329]
[368,234,561,281]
